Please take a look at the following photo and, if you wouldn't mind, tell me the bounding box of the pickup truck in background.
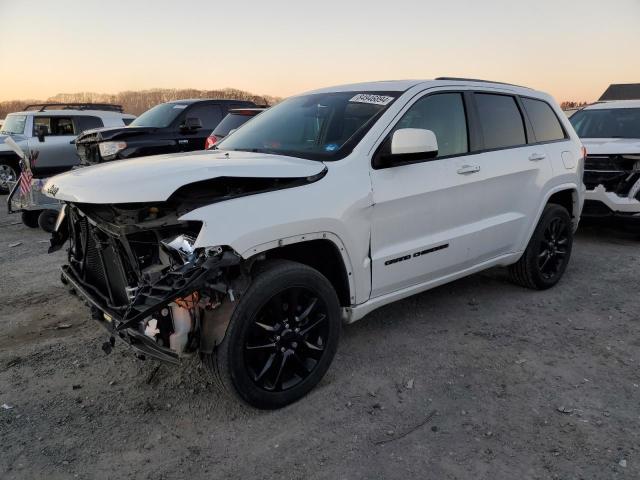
[76,99,256,166]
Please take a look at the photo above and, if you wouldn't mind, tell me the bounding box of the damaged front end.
[52,202,245,364]
[583,154,640,217]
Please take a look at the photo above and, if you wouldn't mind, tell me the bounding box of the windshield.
[570,108,640,139]
[1,114,27,135]
[129,103,187,128]
[217,91,398,160]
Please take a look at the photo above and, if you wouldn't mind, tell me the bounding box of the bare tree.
[0,88,281,118]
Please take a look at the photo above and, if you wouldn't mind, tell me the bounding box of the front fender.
[178,177,373,304]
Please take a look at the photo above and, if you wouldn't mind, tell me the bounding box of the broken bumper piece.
[62,264,181,364]
[583,185,640,219]
[60,250,240,364]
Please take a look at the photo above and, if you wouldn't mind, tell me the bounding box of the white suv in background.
[45,78,584,408]
[0,103,135,194]
[570,100,640,223]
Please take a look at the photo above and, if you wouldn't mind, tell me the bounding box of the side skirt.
[344,251,522,324]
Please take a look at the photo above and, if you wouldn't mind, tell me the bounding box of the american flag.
[18,150,38,197]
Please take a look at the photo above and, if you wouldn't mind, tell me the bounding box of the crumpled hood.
[582,138,640,155]
[43,149,326,203]
[76,126,156,143]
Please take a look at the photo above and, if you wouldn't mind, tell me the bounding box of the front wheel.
[0,161,18,195]
[509,203,573,290]
[21,210,42,228]
[202,260,341,409]
[38,209,59,233]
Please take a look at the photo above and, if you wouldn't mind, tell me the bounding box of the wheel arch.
[517,183,581,256]
[242,232,355,307]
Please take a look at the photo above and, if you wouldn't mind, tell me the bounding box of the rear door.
[519,96,573,175]
[464,92,554,259]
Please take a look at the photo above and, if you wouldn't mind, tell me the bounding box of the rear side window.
[475,94,526,149]
[74,115,104,133]
[213,113,254,137]
[394,93,468,157]
[522,98,566,142]
[187,104,223,129]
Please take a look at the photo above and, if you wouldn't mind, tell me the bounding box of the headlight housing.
[98,141,127,159]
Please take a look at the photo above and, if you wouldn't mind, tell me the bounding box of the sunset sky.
[1,0,639,103]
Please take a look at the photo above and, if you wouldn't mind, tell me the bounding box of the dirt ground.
[0,203,639,480]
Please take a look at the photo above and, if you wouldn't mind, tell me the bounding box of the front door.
[27,116,78,172]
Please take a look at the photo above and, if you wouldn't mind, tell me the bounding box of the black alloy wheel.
[537,216,570,280]
[245,286,330,392]
[509,203,573,290]
[202,259,341,409]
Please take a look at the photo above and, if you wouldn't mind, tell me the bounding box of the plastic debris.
[2,403,13,410]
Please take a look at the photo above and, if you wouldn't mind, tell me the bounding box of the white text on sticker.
[349,94,394,106]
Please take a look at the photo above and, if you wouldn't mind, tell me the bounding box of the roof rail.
[23,103,124,113]
[435,77,531,89]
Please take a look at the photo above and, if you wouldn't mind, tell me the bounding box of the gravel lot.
[0,203,639,480]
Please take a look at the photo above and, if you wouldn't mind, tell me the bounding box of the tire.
[21,210,42,228]
[509,203,573,290]
[38,209,58,233]
[202,259,341,409]
[0,160,18,195]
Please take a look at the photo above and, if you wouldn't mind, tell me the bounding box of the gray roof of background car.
[305,78,543,97]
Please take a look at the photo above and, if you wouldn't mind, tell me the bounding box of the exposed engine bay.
[584,154,640,198]
[50,200,249,363]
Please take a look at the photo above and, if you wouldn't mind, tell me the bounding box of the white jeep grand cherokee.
[44,78,584,408]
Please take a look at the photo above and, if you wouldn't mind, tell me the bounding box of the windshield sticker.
[173,104,188,109]
[349,94,395,106]
[324,143,338,152]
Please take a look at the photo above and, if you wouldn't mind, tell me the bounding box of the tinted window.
[130,103,187,128]
[122,117,134,126]
[475,94,526,149]
[75,115,104,133]
[394,93,468,157]
[522,98,565,142]
[187,104,223,129]
[33,117,75,136]
[213,113,257,137]
[570,108,640,139]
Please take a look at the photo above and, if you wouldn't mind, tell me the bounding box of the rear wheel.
[202,260,341,409]
[509,203,573,290]
[21,210,41,228]
[38,209,58,233]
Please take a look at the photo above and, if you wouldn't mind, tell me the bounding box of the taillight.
[204,135,218,150]
[580,145,587,160]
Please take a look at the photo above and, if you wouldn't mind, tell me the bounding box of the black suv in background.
[76,99,256,165]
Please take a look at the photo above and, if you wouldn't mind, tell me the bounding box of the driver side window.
[395,93,469,157]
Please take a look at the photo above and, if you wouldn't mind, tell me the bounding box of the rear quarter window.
[74,116,104,133]
[475,93,526,149]
[522,98,566,142]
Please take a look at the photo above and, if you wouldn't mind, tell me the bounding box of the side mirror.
[36,125,48,142]
[181,117,202,131]
[391,128,438,156]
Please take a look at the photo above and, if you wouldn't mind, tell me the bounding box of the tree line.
[0,88,282,118]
